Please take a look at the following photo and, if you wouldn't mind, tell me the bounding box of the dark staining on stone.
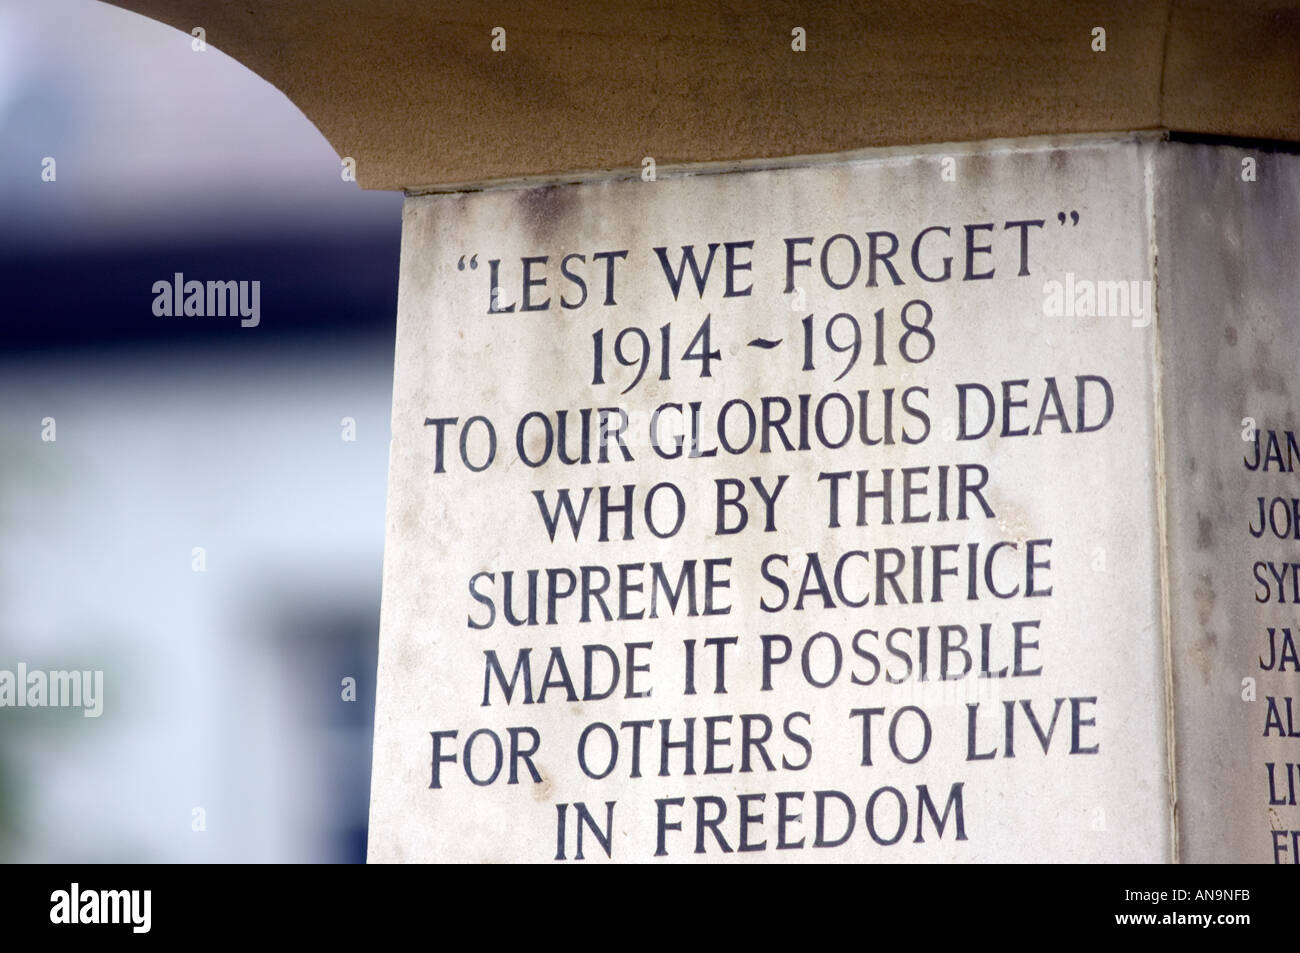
[1196,513,1214,549]
[1198,630,1220,684]
[1046,148,1070,177]
[963,151,992,182]
[1194,573,1215,627]
[1224,324,1238,346]
[518,184,577,242]
[1253,340,1287,394]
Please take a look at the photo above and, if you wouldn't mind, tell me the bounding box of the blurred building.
[0,0,403,862]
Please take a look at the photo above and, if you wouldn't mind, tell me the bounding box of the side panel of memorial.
[1158,143,1300,864]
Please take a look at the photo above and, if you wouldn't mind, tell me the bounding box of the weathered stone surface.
[1156,142,1300,864]
[368,135,1191,862]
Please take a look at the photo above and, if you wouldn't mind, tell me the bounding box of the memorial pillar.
[104,0,1300,863]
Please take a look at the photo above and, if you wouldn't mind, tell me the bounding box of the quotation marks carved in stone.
[458,255,479,271]
[1057,211,1080,226]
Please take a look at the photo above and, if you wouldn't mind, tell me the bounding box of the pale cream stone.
[370,135,1184,862]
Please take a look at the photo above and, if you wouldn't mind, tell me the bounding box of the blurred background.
[0,0,404,861]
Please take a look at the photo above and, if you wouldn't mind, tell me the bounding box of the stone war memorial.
[112,0,1300,863]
